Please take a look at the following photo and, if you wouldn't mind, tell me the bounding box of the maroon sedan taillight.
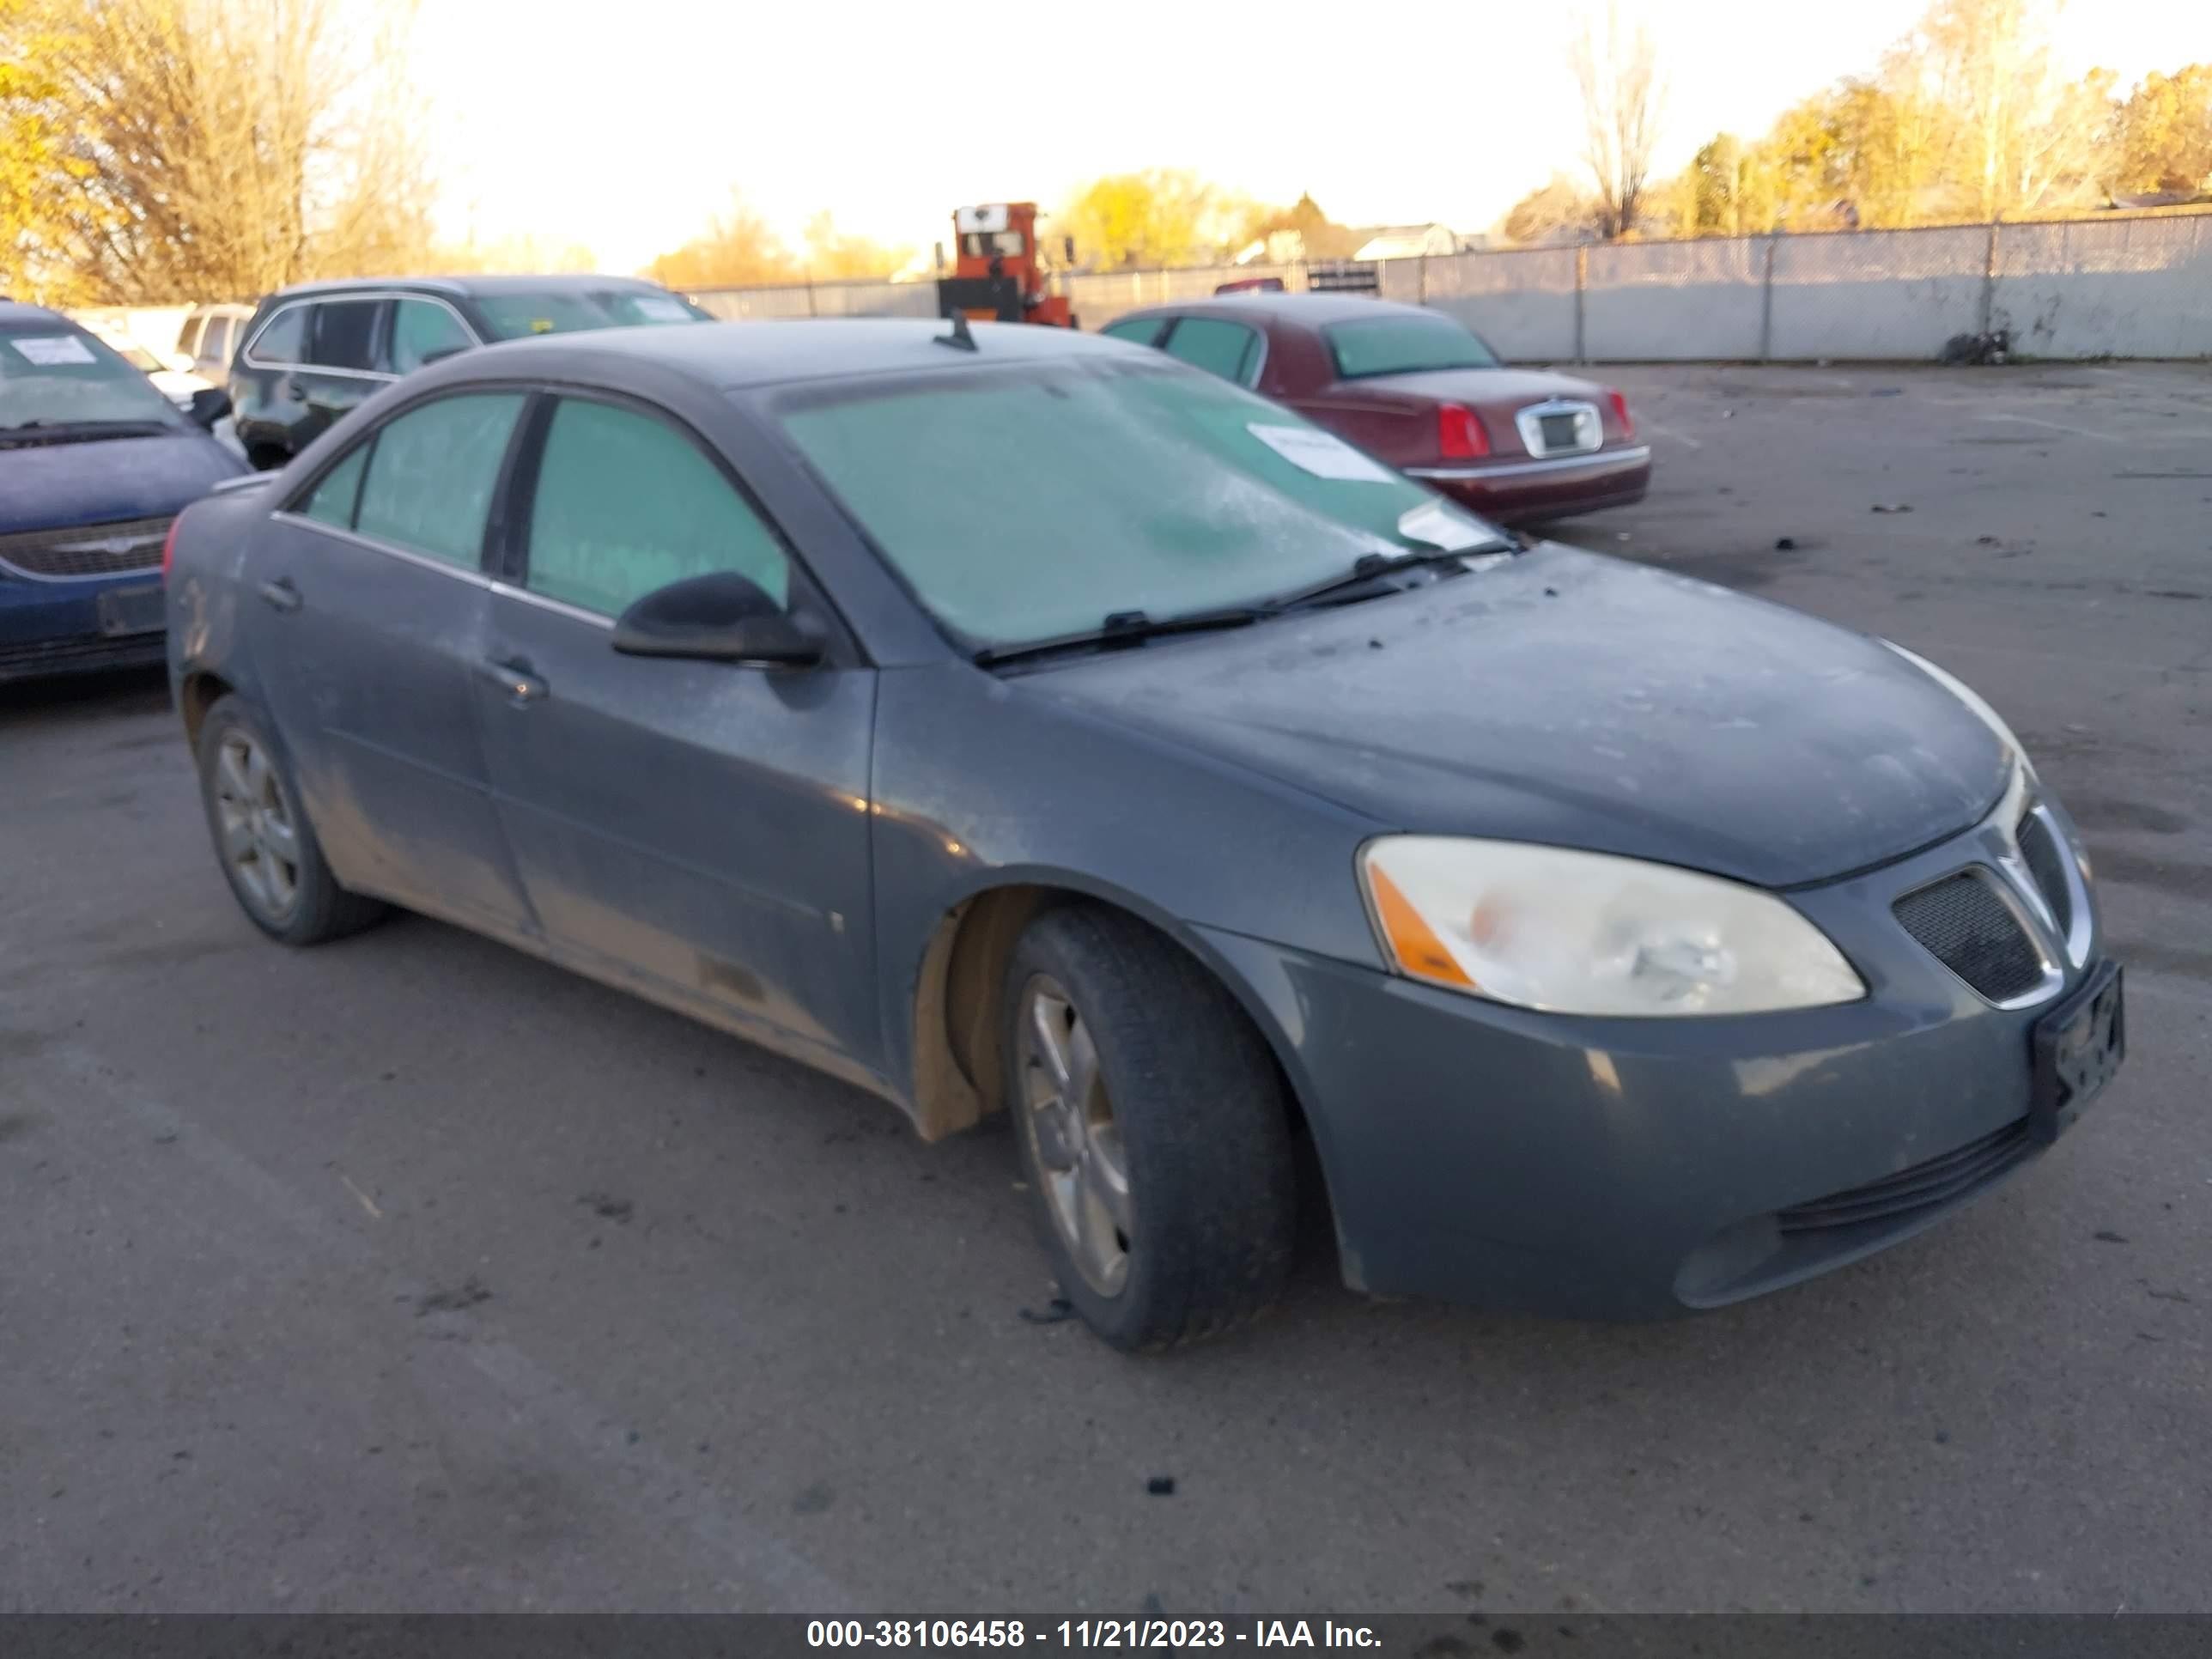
[1605,387,1636,441]
[1437,403,1490,459]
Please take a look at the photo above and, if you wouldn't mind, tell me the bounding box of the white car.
[98,335,213,411]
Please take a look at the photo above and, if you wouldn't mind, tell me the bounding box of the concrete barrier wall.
[1583,240,1766,361]
[684,211,2212,362]
[1769,227,1990,361]
[1421,246,1579,361]
[1994,216,2212,359]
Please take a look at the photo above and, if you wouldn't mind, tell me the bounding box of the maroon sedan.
[1100,295,1650,525]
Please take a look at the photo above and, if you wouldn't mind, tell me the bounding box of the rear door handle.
[481,657,548,706]
[257,576,301,613]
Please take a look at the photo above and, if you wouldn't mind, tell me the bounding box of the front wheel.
[195,694,385,945]
[1003,905,1296,1351]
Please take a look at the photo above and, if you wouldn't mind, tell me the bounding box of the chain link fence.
[680,210,2212,361]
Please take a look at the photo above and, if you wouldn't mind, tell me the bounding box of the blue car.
[2,300,245,684]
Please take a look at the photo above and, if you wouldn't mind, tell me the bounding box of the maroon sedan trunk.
[1098,294,1652,526]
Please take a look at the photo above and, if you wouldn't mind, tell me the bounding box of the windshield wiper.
[0,418,173,440]
[975,604,1268,667]
[1267,543,1511,613]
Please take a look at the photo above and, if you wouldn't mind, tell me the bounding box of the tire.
[1002,904,1296,1351]
[195,693,386,945]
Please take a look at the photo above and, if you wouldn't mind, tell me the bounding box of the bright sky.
[412,0,2204,274]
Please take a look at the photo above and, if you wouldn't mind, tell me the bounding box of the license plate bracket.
[2028,959,2124,1145]
[95,581,166,637]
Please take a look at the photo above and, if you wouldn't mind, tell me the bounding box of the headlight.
[1358,836,1866,1017]
[1881,640,2033,776]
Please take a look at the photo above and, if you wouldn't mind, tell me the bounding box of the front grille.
[0,515,172,580]
[1778,1118,2034,1233]
[2017,811,2075,938]
[1893,872,2045,1001]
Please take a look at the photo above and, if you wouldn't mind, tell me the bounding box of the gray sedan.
[165,319,2126,1351]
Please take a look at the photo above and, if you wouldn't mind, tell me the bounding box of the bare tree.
[1569,3,1665,240]
[4,0,441,302]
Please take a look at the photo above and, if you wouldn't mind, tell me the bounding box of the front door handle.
[481,657,548,706]
[257,576,301,613]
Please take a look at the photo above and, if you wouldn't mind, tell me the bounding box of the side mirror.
[188,386,232,429]
[611,570,823,667]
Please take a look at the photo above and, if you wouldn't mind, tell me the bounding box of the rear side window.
[1324,314,1499,379]
[525,398,790,617]
[1100,317,1165,346]
[176,317,203,356]
[387,299,473,374]
[354,393,524,568]
[309,301,381,372]
[247,306,307,365]
[299,446,369,528]
[1163,318,1262,386]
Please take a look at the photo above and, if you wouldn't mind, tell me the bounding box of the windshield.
[0,326,185,431]
[774,357,1499,649]
[1325,314,1501,379]
[474,288,711,340]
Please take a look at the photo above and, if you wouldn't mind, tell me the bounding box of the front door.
[471,393,880,1076]
[244,390,536,933]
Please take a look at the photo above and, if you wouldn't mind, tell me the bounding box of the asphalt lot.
[3,362,2209,1615]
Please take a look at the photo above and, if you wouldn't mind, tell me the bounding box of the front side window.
[309,301,382,372]
[300,445,369,528]
[203,317,234,365]
[388,299,474,374]
[775,358,1493,649]
[1324,313,1500,380]
[1163,318,1262,386]
[474,289,708,341]
[247,305,308,366]
[0,325,184,431]
[352,393,524,568]
[526,398,790,618]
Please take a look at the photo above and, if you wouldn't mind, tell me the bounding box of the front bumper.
[0,572,167,684]
[1407,444,1651,526]
[1195,794,2113,1320]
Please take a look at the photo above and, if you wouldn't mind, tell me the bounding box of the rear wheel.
[195,694,385,945]
[1003,905,1296,1351]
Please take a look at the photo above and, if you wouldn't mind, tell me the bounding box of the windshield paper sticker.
[10,334,98,367]
[1246,423,1398,483]
[1396,499,1498,553]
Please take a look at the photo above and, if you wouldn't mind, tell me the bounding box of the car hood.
[1022,544,2009,890]
[0,428,245,535]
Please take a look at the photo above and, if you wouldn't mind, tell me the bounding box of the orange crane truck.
[936,204,1077,328]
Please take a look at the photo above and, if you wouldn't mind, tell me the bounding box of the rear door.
[471,391,881,1075]
[243,389,537,932]
[292,298,391,447]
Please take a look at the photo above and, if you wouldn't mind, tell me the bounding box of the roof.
[1351,225,1459,260]
[0,299,71,329]
[442,316,1146,389]
[1115,292,1428,328]
[264,272,673,302]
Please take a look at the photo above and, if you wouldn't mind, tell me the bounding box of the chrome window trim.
[1515,398,1604,459]
[240,291,483,378]
[1407,444,1650,481]
[269,511,617,630]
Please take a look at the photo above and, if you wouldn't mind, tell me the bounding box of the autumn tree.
[1058,168,1239,268]
[1500,173,1599,245]
[1,0,441,303]
[1234,192,1362,261]
[646,194,801,289]
[2110,64,2212,194]
[796,212,913,281]
[1568,2,1665,239]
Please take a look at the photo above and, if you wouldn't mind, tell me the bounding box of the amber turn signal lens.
[1366,863,1476,989]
